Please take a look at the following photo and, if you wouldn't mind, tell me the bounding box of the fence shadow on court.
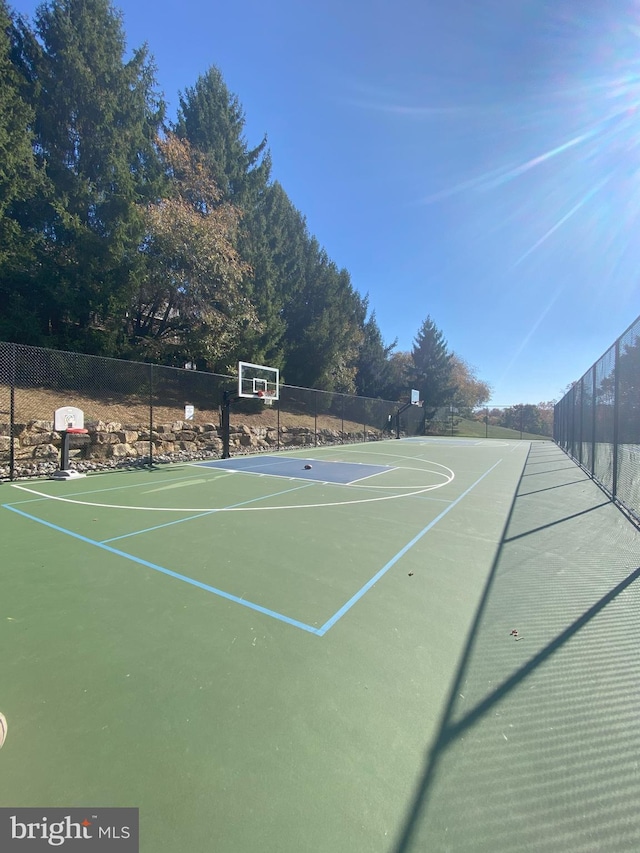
[391,442,640,853]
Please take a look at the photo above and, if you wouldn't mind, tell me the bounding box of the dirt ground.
[2,385,379,434]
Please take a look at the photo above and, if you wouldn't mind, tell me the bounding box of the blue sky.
[10,0,640,404]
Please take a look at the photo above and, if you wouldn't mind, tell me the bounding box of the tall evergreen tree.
[355,308,397,399]
[12,0,165,351]
[284,238,366,391]
[174,65,367,389]
[386,351,413,401]
[230,181,307,369]
[0,1,35,257]
[174,66,280,367]
[174,66,270,207]
[411,315,454,410]
[0,1,46,342]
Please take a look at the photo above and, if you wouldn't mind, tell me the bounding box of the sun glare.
[412,3,640,291]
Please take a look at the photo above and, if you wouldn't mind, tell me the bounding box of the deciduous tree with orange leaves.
[131,133,257,368]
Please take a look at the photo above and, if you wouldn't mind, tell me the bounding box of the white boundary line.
[10,465,455,513]
[7,443,524,513]
[347,467,401,485]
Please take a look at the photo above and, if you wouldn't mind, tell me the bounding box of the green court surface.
[1,438,640,852]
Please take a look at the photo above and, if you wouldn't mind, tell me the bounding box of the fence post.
[149,363,154,469]
[612,339,620,499]
[570,385,577,459]
[591,368,596,477]
[578,376,584,466]
[314,391,317,447]
[341,395,345,444]
[9,343,16,481]
[221,391,232,459]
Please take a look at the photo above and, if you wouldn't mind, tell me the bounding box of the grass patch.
[430,415,551,441]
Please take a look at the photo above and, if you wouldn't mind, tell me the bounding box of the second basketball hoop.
[238,361,279,404]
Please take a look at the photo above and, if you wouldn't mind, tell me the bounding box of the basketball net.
[257,390,274,407]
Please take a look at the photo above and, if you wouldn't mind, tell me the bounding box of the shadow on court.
[391,442,640,853]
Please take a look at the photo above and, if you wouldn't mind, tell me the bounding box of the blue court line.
[315,459,503,636]
[101,482,315,544]
[1,504,321,635]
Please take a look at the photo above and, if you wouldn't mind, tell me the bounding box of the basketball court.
[1,434,640,851]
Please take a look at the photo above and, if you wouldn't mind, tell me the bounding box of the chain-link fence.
[554,313,640,522]
[0,342,402,480]
[0,341,550,481]
[410,404,553,440]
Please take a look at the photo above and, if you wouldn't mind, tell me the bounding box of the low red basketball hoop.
[52,406,89,479]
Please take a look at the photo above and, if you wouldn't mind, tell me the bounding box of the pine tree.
[13,0,165,351]
[230,181,307,369]
[174,66,270,207]
[284,238,366,391]
[355,308,397,399]
[386,351,413,401]
[411,316,454,410]
[174,65,280,368]
[172,64,367,388]
[0,1,46,342]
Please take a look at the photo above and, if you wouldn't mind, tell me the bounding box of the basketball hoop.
[238,361,279,401]
[52,406,88,479]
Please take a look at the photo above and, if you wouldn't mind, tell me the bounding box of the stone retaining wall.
[0,419,384,479]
